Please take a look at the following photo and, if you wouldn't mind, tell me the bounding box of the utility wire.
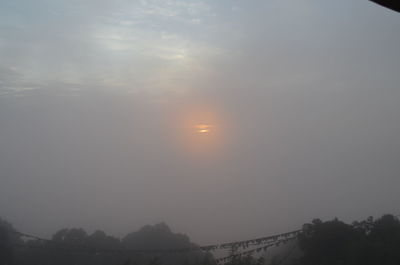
[10,229,302,257]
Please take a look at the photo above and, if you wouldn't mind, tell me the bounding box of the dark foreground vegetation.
[1,214,400,265]
[291,214,400,265]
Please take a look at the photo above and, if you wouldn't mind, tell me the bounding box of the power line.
[214,236,298,264]
[10,228,302,264]
[12,229,301,253]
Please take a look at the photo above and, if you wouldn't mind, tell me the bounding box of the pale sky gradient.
[1,0,399,245]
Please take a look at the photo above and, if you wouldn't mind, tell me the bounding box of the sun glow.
[195,124,211,134]
[175,104,227,155]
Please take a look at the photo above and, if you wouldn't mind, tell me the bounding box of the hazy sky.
[1,0,399,245]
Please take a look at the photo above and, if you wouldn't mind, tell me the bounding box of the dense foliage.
[0,220,212,265]
[0,218,18,265]
[1,214,400,265]
[294,214,400,265]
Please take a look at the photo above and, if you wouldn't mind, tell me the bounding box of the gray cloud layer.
[1,0,399,244]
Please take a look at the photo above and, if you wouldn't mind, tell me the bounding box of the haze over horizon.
[1,0,399,245]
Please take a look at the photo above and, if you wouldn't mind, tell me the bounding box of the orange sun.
[195,124,211,134]
[173,102,230,156]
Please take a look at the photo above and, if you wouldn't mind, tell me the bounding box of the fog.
[1,0,399,245]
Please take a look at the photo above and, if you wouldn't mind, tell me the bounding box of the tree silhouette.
[0,217,19,265]
[295,214,400,265]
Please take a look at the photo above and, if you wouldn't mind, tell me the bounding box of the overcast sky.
[1,0,399,245]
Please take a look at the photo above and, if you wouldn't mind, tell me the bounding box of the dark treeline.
[0,217,265,265]
[1,214,400,265]
[288,214,400,265]
[0,220,217,265]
